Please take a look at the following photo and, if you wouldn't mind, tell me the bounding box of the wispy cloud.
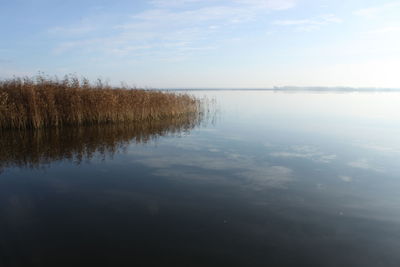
[273,14,342,31]
[354,1,400,18]
[233,0,296,10]
[150,0,205,8]
[53,38,103,54]
[51,0,297,58]
[151,0,296,10]
[49,25,96,35]
[368,26,400,35]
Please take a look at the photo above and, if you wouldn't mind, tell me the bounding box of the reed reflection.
[0,112,204,172]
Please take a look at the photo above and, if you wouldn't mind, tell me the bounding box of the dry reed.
[0,75,201,129]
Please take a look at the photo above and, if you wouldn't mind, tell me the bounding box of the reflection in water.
[2,91,400,266]
[0,113,204,172]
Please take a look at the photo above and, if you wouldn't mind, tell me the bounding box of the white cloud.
[51,0,297,56]
[274,19,319,26]
[109,45,153,56]
[273,14,342,31]
[320,14,342,23]
[151,0,296,10]
[354,1,400,18]
[150,0,206,7]
[127,3,271,27]
[49,25,96,35]
[368,26,400,35]
[52,39,102,54]
[234,0,296,10]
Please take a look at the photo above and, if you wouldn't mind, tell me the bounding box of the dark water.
[1,91,400,267]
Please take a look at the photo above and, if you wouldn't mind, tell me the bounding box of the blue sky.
[1,0,400,88]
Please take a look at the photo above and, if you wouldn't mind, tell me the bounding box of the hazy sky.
[1,0,400,88]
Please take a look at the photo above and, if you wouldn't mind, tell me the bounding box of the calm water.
[1,91,400,267]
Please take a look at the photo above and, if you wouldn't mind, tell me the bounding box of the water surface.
[1,91,400,267]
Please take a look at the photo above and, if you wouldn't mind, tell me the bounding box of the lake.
[1,90,400,267]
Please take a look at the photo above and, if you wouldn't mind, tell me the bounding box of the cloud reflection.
[270,145,337,163]
[338,175,352,182]
[130,138,293,188]
[348,159,385,172]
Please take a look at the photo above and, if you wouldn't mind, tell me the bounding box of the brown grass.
[0,75,201,129]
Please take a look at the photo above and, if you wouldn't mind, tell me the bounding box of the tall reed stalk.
[0,75,201,130]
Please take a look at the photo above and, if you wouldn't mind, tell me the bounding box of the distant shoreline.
[162,87,400,92]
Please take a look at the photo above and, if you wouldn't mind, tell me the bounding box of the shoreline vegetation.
[0,75,202,130]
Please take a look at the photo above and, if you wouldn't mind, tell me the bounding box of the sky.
[1,0,400,88]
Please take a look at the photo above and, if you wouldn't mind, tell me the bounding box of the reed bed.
[0,75,201,129]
